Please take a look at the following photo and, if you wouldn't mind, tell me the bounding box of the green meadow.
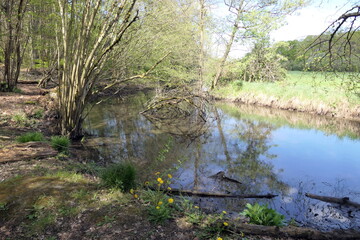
[213,71,360,111]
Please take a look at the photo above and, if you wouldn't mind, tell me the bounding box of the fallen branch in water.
[305,193,360,208]
[147,187,277,199]
[228,222,360,240]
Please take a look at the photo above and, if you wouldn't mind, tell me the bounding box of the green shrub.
[50,136,70,153]
[100,163,136,192]
[16,132,45,143]
[241,203,285,227]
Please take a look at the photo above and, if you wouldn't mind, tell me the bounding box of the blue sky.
[271,0,357,42]
[225,0,357,58]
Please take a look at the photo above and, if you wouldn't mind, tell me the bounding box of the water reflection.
[84,92,360,231]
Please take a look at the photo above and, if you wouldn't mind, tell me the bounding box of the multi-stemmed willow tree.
[55,0,139,138]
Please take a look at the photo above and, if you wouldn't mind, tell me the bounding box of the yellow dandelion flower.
[167,174,173,179]
[130,189,134,194]
[222,211,227,214]
[168,198,174,204]
[134,194,138,199]
[157,177,163,183]
[217,238,223,240]
[158,201,163,205]
[223,222,228,226]
[156,206,160,209]
[167,187,172,190]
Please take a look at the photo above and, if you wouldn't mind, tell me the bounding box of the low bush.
[16,132,45,143]
[100,163,136,192]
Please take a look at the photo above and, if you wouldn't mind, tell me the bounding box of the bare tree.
[307,5,360,72]
[56,0,139,138]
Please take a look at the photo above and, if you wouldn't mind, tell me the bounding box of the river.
[84,91,360,231]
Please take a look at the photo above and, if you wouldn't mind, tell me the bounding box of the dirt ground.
[0,79,202,240]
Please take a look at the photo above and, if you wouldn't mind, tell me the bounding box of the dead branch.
[140,87,209,139]
[150,187,277,199]
[103,52,171,91]
[305,193,360,208]
[228,222,360,240]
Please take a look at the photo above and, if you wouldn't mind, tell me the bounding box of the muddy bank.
[213,92,360,122]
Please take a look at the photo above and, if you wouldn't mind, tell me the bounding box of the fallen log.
[0,141,58,163]
[156,187,277,199]
[229,222,360,240]
[305,193,360,208]
[209,171,242,184]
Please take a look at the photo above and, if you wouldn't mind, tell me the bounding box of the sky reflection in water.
[84,93,360,231]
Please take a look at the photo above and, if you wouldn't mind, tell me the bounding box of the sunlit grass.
[16,132,45,143]
[214,71,359,106]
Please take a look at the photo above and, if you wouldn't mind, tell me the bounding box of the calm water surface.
[84,92,360,231]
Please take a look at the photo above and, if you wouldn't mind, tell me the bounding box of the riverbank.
[0,79,198,239]
[1,76,360,239]
[212,71,360,121]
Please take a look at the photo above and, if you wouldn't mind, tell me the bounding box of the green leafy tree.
[239,40,287,82]
[210,0,307,89]
[276,40,305,71]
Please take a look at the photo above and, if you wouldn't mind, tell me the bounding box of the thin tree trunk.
[57,0,138,138]
[198,0,206,92]
[1,0,28,91]
[211,1,244,89]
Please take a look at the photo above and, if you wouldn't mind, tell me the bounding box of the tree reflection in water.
[84,93,360,230]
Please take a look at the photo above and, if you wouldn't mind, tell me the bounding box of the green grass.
[100,162,136,192]
[16,132,45,143]
[50,136,70,153]
[214,71,360,107]
[11,112,29,126]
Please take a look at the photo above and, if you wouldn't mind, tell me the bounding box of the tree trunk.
[1,0,28,91]
[198,0,206,92]
[56,0,138,139]
[211,1,244,89]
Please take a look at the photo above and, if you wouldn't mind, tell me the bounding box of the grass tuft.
[100,163,136,192]
[50,136,70,153]
[16,132,45,143]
